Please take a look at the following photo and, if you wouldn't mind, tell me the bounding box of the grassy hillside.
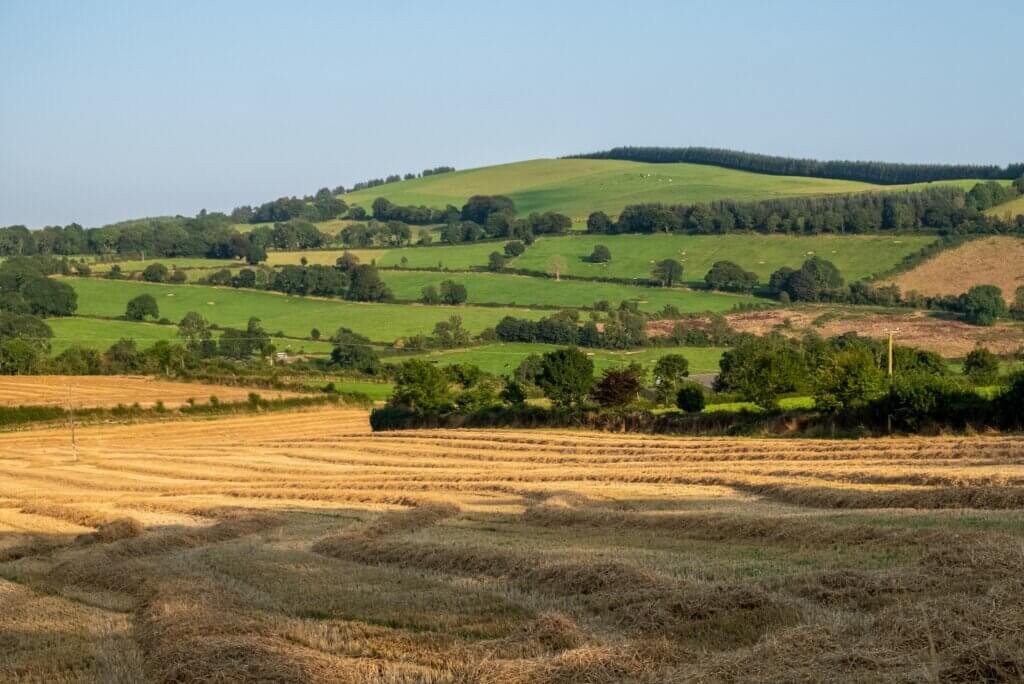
[985,195,1024,220]
[403,342,726,375]
[378,270,759,312]
[46,317,334,355]
[64,278,546,343]
[511,233,937,285]
[342,158,995,221]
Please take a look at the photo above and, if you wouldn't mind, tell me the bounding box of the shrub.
[813,347,887,413]
[589,244,612,263]
[439,280,468,305]
[963,347,1000,385]
[390,359,453,413]
[142,263,169,283]
[168,269,188,284]
[125,294,159,321]
[675,382,706,413]
[420,284,440,304]
[487,252,507,271]
[504,240,526,258]
[959,285,1007,326]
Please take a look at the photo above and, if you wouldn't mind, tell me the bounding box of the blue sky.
[2,0,1022,227]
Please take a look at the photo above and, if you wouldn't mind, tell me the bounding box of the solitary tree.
[125,294,159,321]
[675,382,706,413]
[439,280,468,305]
[589,244,612,263]
[142,263,169,283]
[652,259,683,286]
[421,284,441,304]
[652,354,690,405]
[538,348,594,408]
[548,255,568,281]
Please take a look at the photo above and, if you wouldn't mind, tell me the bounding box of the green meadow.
[342,158,997,221]
[401,342,726,376]
[377,270,760,312]
[45,317,334,355]
[64,278,546,343]
[265,242,502,270]
[510,233,937,285]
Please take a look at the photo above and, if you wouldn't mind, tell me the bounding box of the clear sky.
[2,0,1022,227]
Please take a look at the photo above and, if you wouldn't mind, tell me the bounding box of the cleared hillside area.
[887,236,1024,298]
[0,376,301,409]
[343,158,994,221]
[2,408,1024,680]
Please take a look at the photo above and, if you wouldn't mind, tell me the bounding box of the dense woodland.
[570,146,1024,185]
[588,183,1024,237]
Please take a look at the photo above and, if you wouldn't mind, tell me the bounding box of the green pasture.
[45,316,334,355]
[985,195,1024,219]
[88,257,238,273]
[378,270,761,312]
[510,233,938,286]
[265,242,502,270]
[342,158,998,221]
[63,278,546,343]
[401,342,726,376]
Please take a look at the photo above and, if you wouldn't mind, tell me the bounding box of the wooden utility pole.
[884,328,900,377]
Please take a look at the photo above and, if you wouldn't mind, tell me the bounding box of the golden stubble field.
[2,406,1024,681]
[0,376,302,409]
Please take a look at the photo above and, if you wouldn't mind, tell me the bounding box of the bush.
[142,263,169,283]
[420,284,440,304]
[960,285,1007,326]
[168,268,188,284]
[963,347,1000,385]
[439,280,467,305]
[390,359,452,413]
[675,382,706,413]
[125,294,159,321]
[589,244,612,263]
[813,347,887,413]
[504,240,526,258]
[487,252,507,271]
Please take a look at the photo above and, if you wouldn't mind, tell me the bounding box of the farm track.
[2,406,1024,681]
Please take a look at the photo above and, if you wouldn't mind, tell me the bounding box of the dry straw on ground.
[1,406,1023,681]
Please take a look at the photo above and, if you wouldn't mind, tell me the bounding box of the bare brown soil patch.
[722,307,1024,356]
[886,235,1024,298]
[2,408,1024,680]
[0,375,303,409]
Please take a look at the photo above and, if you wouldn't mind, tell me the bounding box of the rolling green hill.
[342,158,994,222]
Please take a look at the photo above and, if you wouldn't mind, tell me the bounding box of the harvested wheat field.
[0,375,302,409]
[725,306,1024,357]
[2,407,1024,681]
[886,235,1024,298]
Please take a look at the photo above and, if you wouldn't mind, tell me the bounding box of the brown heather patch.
[2,406,1024,679]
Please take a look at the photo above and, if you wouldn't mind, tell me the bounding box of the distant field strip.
[403,342,727,375]
[342,158,994,220]
[64,278,547,342]
[378,270,760,311]
[2,407,1024,680]
[45,316,334,355]
[512,233,937,285]
[0,375,302,409]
